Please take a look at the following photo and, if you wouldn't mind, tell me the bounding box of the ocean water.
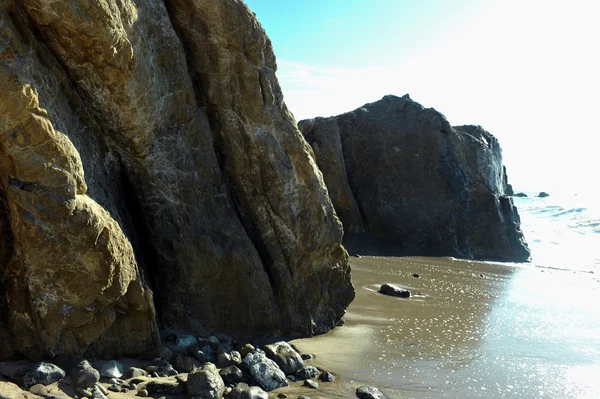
[514,193,600,272]
[290,191,600,399]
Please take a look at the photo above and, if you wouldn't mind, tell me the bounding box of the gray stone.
[356,386,386,399]
[242,351,288,392]
[126,367,148,379]
[186,363,225,399]
[263,342,304,375]
[300,354,314,360]
[303,379,318,389]
[219,365,243,385]
[379,284,411,298]
[91,386,108,399]
[230,351,242,365]
[97,360,124,379]
[295,366,319,380]
[108,384,121,392]
[23,362,66,388]
[70,360,100,389]
[228,383,268,399]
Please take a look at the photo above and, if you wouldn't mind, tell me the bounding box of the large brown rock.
[0,0,353,360]
[300,95,530,261]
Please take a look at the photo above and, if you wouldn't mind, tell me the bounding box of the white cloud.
[276,0,600,195]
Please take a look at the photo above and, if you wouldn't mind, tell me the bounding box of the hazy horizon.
[246,0,599,196]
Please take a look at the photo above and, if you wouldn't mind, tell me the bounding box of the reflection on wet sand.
[290,256,600,398]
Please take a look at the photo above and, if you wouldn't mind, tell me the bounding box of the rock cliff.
[0,0,353,361]
[300,95,530,261]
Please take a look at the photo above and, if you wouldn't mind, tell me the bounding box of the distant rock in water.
[299,94,530,262]
[515,193,529,198]
[0,0,353,360]
[537,192,550,198]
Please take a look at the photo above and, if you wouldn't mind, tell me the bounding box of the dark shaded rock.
[303,379,318,389]
[0,361,34,384]
[300,354,314,360]
[412,273,420,278]
[23,362,65,388]
[70,360,99,389]
[537,192,550,198]
[379,284,411,298]
[186,363,224,398]
[228,383,268,399]
[263,342,304,375]
[514,192,528,198]
[242,351,288,391]
[295,366,319,380]
[173,354,201,373]
[356,386,386,399]
[318,371,335,382]
[219,366,243,385]
[145,378,185,396]
[300,94,530,262]
[277,394,288,399]
[150,359,177,377]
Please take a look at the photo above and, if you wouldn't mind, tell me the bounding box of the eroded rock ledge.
[0,0,353,361]
[299,94,530,262]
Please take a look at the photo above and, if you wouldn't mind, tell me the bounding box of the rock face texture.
[300,95,530,261]
[0,0,353,361]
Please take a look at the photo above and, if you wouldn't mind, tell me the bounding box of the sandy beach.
[290,255,600,399]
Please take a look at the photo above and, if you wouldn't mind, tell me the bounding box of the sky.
[245,0,600,195]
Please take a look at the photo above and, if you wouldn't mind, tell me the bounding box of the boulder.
[69,360,100,388]
[145,378,186,396]
[300,95,530,262]
[356,386,386,399]
[537,192,550,198]
[242,351,288,391]
[219,365,244,385]
[379,284,411,298]
[514,192,528,198]
[97,360,124,379]
[228,383,268,399]
[263,342,304,374]
[23,362,65,388]
[173,354,202,373]
[186,363,225,399]
[0,0,352,361]
[296,366,319,380]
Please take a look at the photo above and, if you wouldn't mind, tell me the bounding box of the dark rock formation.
[300,95,530,261]
[0,0,353,360]
[379,284,411,298]
[537,192,550,198]
[514,193,528,198]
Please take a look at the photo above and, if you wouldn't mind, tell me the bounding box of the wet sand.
[291,256,600,398]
